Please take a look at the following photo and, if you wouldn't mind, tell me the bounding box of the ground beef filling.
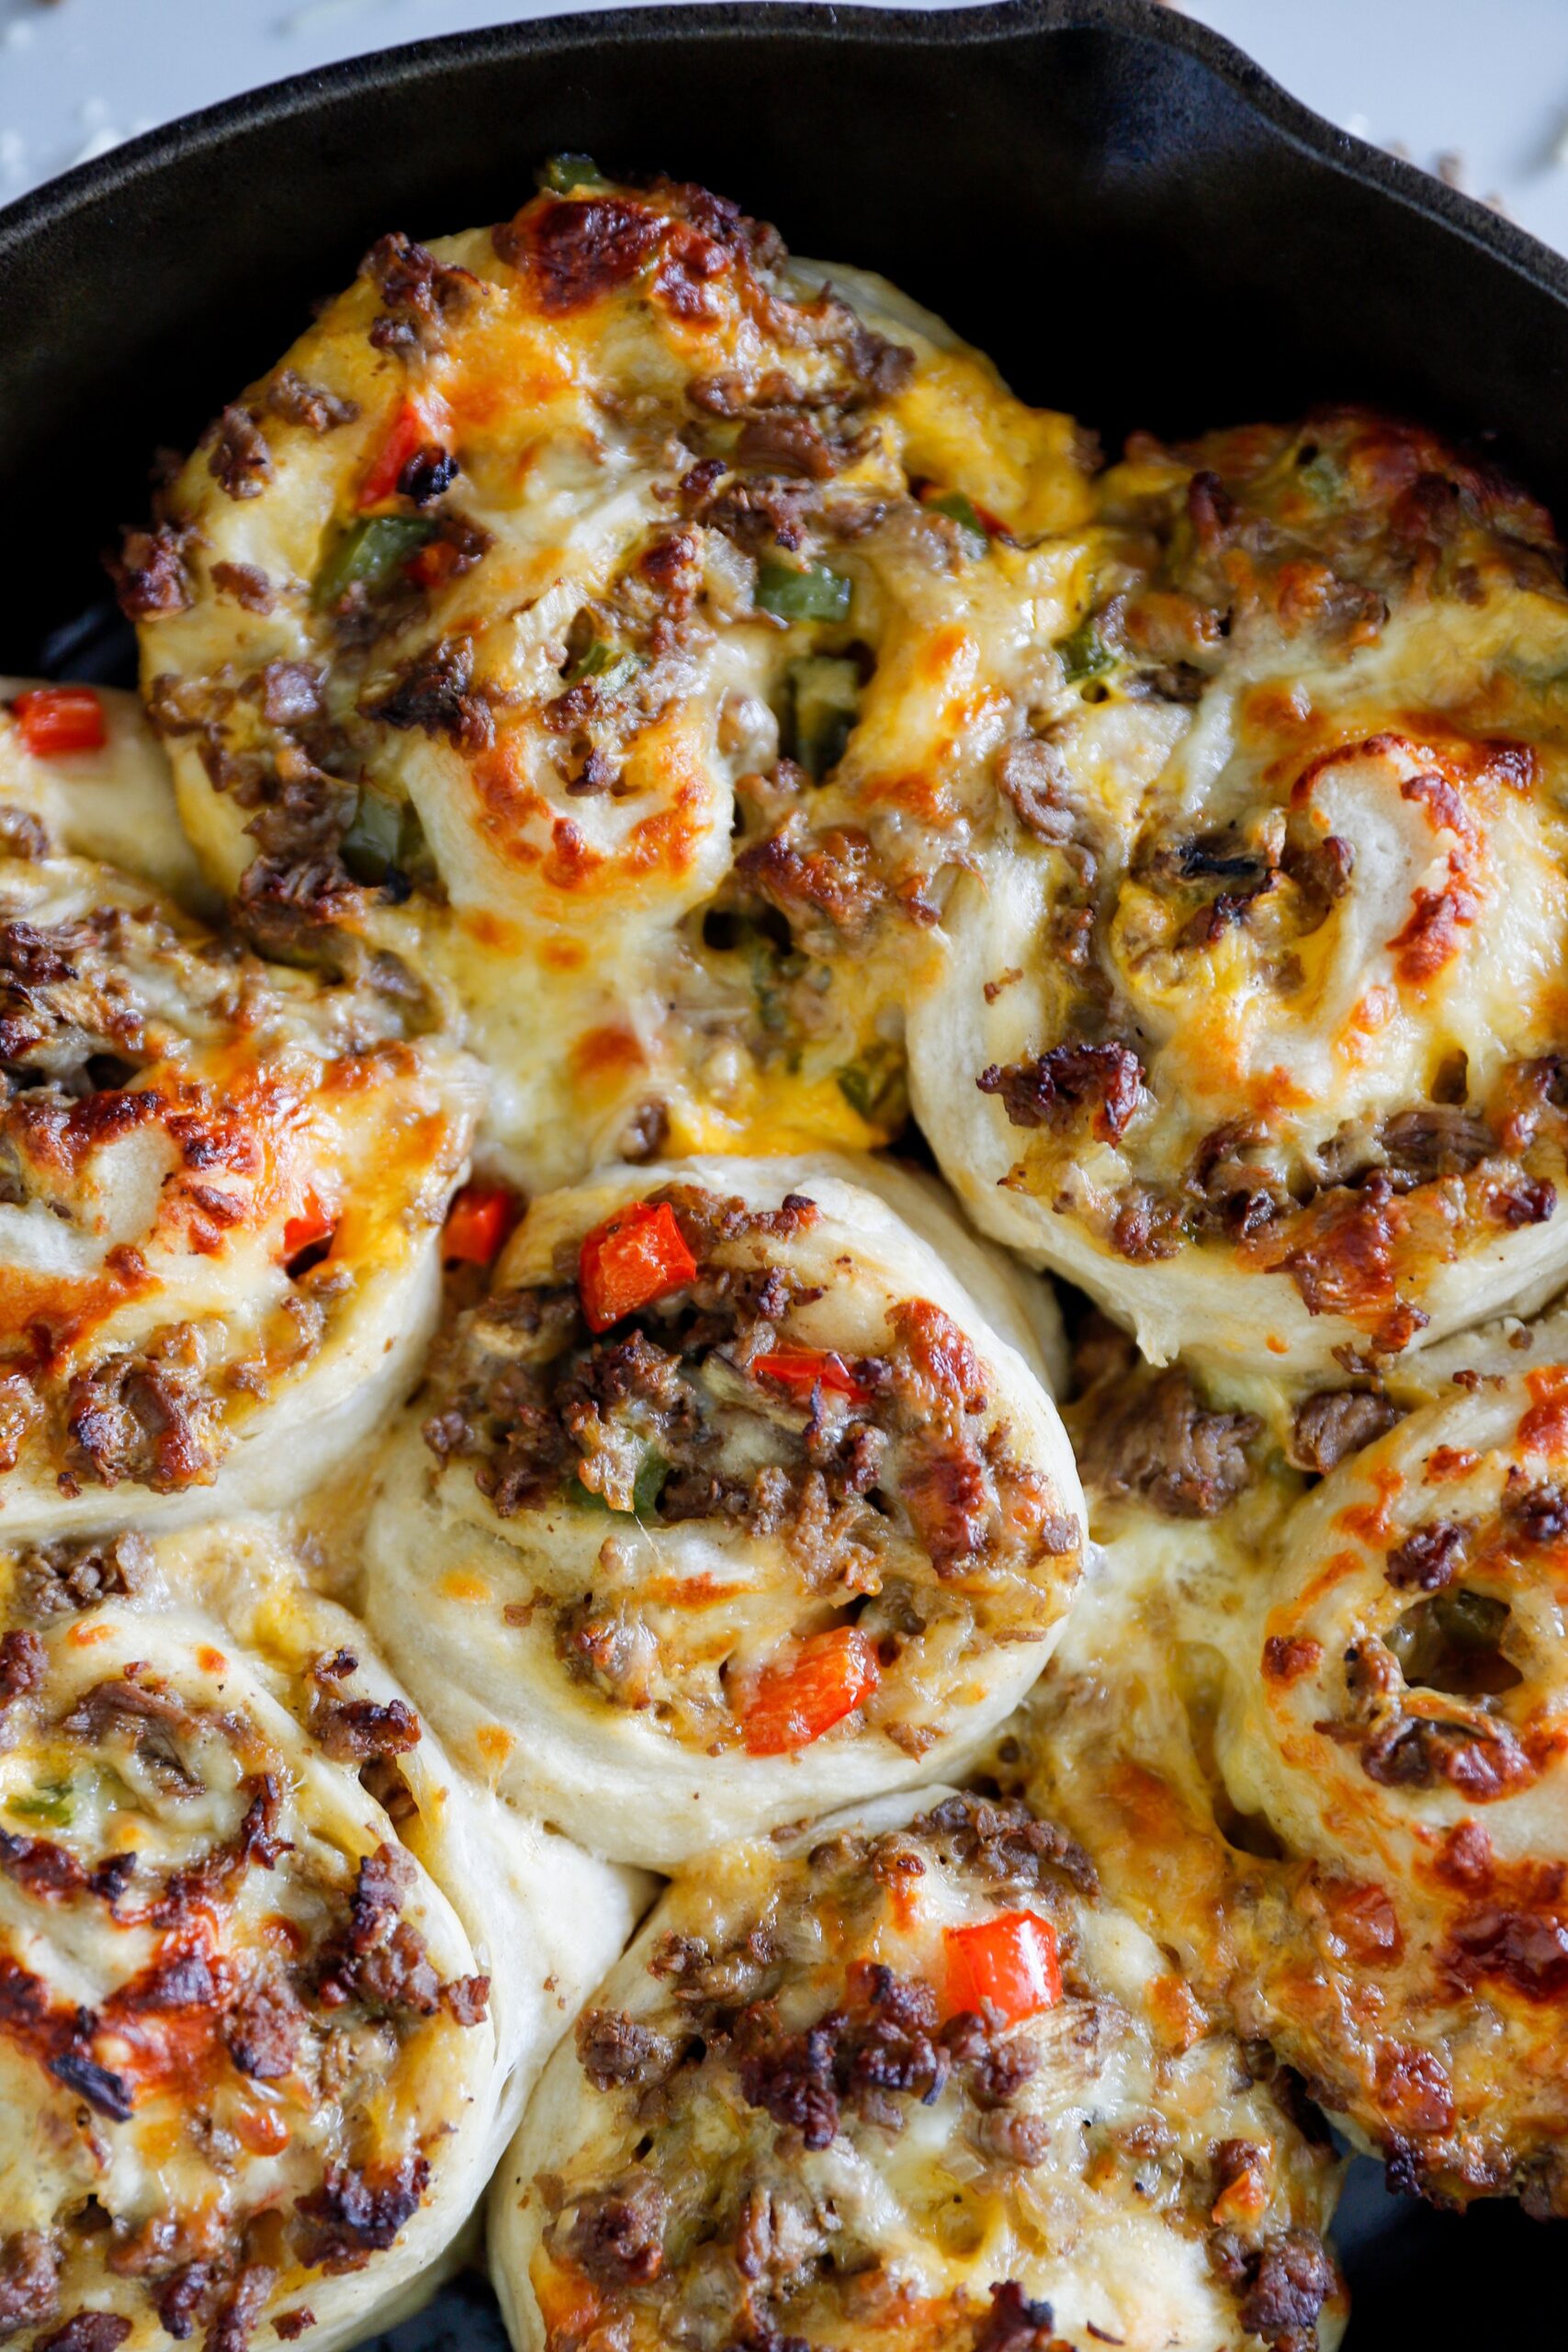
[0,1662,488,2352]
[423,1185,1075,1734]
[535,1796,1326,2352]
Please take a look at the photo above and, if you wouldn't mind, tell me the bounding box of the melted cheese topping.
[0,842,479,1535]
[364,1156,1082,1864]
[0,680,210,909]
[491,1787,1346,2352]
[1012,1306,1568,2213]
[0,1516,639,2352]
[909,411,1568,1374]
[129,175,1092,1188]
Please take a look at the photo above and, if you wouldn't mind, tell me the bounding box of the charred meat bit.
[912,1794,1098,1899]
[14,1523,152,1618]
[209,562,274,614]
[35,2318,132,2352]
[0,1629,46,1701]
[576,2007,677,2092]
[494,195,668,311]
[361,232,478,352]
[64,1346,219,1495]
[1077,1368,1258,1518]
[310,1694,422,1764]
[0,2230,61,2337]
[977,1043,1143,1143]
[565,2171,669,2287]
[206,2266,274,2352]
[1506,1480,1568,1547]
[739,2021,841,2149]
[1289,1388,1398,1475]
[293,2155,432,2273]
[1235,2230,1338,2352]
[221,1973,307,2081]
[107,524,194,619]
[994,737,1080,848]
[364,638,493,752]
[265,370,360,434]
[205,405,273,501]
[1444,1905,1568,2001]
[1384,1520,1468,1591]
[972,2281,1065,2352]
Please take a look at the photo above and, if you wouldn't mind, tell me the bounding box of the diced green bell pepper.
[836,1042,906,1128]
[1057,616,1115,684]
[756,561,853,624]
[788,655,861,780]
[540,154,607,194]
[564,1449,671,1518]
[10,1777,73,1826]
[313,515,435,611]
[567,640,647,695]
[927,491,989,560]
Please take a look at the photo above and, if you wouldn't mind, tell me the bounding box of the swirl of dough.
[1014,1306,1568,2213]
[490,1787,1347,2352]
[909,409,1568,1374]
[0,832,479,1537]
[0,680,210,908]
[123,171,1092,1186]
[0,1515,640,2352]
[363,1156,1082,1863]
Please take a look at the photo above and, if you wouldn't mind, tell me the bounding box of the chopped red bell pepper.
[12,685,107,759]
[753,1346,871,1406]
[282,1194,336,1261]
[444,1181,517,1267]
[741,1625,880,1756]
[358,396,448,509]
[943,1910,1062,2024]
[578,1201,696,1333]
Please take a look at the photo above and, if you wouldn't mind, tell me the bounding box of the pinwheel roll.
[0,834,479,1537]
[490,1787,1348,2352]
[363,1156,1083,1863]
[123,167,1093,1186]
[0,1515,641,2352]
[1015,1306,1568,2213]
[1,678,209,908]
[910,409,1568,1375]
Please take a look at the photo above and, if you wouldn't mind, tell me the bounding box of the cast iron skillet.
[0,2,1560,2339]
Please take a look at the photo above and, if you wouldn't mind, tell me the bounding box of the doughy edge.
[908,866,1568,1378]
[129,1522,652,2351]
[362,1156,1083,1865]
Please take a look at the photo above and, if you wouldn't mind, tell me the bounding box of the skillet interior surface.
[0,2,1560,2337]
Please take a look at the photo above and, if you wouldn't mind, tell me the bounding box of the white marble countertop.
[2,0,1568,261]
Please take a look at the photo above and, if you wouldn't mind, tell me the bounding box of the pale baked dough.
[0,1514,642,2350]
[124,174,1093,1187]
[0,678,210,909]
[490,1787,1347,2352]
[1012,1303,1568,2212]
[0,835,480,1538]
[363,1155,1082,1863]
[910,412,1568,1376]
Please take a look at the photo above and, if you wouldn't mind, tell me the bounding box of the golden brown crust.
[491,1791,1346,2352]
[911,409,1568,1373]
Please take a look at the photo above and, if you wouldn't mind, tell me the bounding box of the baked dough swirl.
[122,172,1091,1185]
[0,829,479,1536]
[490,1788,1347,2352]
[0,1515,639,2352]
[1012,1306,1568,2214]
[910,410,1568,1374]
[363,1156,1082,1862]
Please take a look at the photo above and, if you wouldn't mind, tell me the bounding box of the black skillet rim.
[4,0,1568,324]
